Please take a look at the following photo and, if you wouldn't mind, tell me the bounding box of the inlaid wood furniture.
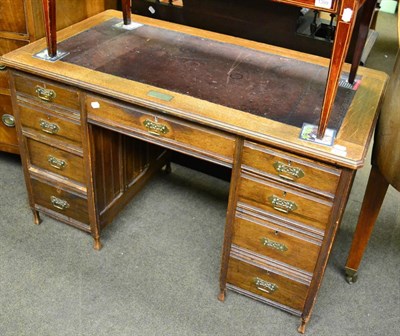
[345,14,400,284]
[1,10,386,334]
[0,0,116,154]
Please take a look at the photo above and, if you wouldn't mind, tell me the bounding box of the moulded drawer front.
[27,138,85,184]
[86,96,236,165]
[19,104,82,145]
[242,141,341,196]
[13,73,80,111]
[227,256,308,312]
[233,214,321,273]
[238,173,333,231]
[31,179,89,224]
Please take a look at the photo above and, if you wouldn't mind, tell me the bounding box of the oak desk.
[1,10,386,333]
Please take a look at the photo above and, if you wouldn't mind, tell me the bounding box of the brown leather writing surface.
[60,18,356,130]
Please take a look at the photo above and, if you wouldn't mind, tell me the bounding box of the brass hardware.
[268,195,297,214]
[253,277,278,294]
[261,237,288,252]
[345,267,358,284]
[2,114,15,127]
[39,119,59,134]
[47,155,67,170]
[0,64,6,71]
[143,119,169,136]
[35,86,56,102]
[273,161,305,181]
[50,196,70,210]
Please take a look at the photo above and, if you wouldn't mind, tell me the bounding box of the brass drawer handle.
[273,161,304,181]
[261,237,288,252]
[50,196,70,210]
[39,119,59,134]
[48,155,67,170]
[2,114,15,127]
[268,195,297,214]
[143,119,169,136]
[253,277,278,294]
[35,86,56,102]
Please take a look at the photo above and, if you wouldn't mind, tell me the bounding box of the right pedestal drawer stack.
[224,139,348,326]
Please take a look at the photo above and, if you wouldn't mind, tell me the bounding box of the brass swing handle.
[268,195,297,214]
[48,155,67,170]
[143,119,169,136]
[253,277,278,294]
[261,237,288,252]
[50,196,70,211]
[35,86,56,102]
[39,119,59,134]
[273,161,305,181]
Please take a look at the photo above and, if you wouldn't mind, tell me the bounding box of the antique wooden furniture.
[345,14,399,284]
[0,0,116,154]
[1,9,386,334]
[40,0,370,139]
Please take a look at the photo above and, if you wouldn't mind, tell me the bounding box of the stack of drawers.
[11,72,93,234]
[225,140,342,317]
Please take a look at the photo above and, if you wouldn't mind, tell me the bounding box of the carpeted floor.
[0,11,399,336]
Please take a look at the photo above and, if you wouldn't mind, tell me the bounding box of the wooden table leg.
[348,0,378,84]
[42,0,57,58]
[345,165,389,283]
[317,0,360,138]
[121,0,132,25]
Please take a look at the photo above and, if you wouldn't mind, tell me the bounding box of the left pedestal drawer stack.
[9,71,171,249]
[9,71,92,235]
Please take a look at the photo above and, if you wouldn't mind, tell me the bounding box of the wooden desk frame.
[2,9,386,335]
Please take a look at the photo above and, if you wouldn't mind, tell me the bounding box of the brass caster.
[345,267,358,284]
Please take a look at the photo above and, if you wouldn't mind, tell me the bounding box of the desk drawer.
[13,73,80,111]
[18,104,82,146]
[242,141,341,197]
[31,179,89,224]
[238,173,333,232]
[233,213,321,273]
[27,138,85,184]
[227,255,308,312]
[86,96,235,165]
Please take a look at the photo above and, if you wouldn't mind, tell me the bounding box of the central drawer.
[86,95,236,166]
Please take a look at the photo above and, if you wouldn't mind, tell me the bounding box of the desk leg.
[32,209,42,225]
[218,138,244,302]
[317,0,360,138]
[348,0,378,84]
[345,166,389,283]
